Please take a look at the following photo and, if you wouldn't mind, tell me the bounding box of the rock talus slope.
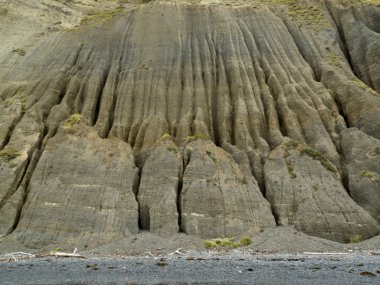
[0,0,379,250]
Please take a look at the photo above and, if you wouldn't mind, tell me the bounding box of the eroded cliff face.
[0,0,379,250]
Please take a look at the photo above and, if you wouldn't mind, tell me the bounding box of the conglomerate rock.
[0,0,379,249]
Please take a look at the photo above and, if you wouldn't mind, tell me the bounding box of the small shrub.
[287,162,297,178]
[167,147,178,154]
[348,234,363,243]
[349,80,378,96]
[283,143,297,178]
[300,146,337,173]
[156,133,173,144]
[204,236,252,249]
[300,147,321,159]
[12,48,26,56]
[64,114,82,132]
[374,147,380,156]
[203,240,218,249]
[361,171,380,183]
[51,248,62,253]
[160,133,172,141]
[215,238,238,248]
[239,236,252,246]
[187,134,209,142]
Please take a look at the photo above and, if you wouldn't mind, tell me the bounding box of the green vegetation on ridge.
[204,236,252,249]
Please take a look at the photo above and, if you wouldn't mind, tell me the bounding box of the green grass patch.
[167,147,178,154]
[300,147,337,173]
[80,7,125,26]
[361,171,380,183]
[160,133,172,141]
[204,236,252,249]
[187,134,209,142]
[239,236,252,246]
[64,114,82,132]
[287,163,297,178]
[349,79,379,96]
[51,248,63,253]
[258,0,330,30]
[347,234,364,243]
[283,140,298,178]
[345,0,380,7]
[156,133,173,144]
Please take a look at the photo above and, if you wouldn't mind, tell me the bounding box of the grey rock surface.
[342,128,380,222]
[180,140,276,238]
[264,140,380,242]
[0,186,24,237]
[8,123,139,248]
[0,0,379,250]
[138,140,182,237]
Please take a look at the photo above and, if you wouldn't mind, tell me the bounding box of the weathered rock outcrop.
[264,140,380,242]
[0,0,379,249]
[181,140,276,238]
[342,128,380,223]
[0,186,24,237]
[9,123,139,248]
[138,140,182,237]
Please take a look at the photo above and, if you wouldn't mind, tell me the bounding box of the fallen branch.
[0,252,36,262]
[168,248,184,256]
[5,252,35,257]
[47,248,85,258]
[48,251,85,258]
[174,248,184,255]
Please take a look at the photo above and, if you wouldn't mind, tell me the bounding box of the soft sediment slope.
[0,0,379,250]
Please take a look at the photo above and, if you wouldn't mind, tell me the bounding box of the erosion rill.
[0,0,379,251]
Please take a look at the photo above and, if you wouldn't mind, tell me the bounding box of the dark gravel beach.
[1,251,379,285]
